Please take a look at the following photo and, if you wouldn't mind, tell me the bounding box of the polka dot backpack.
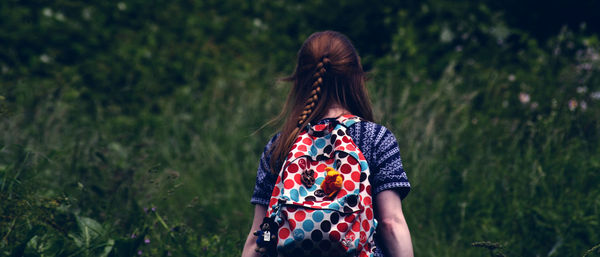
[266,115,377,257]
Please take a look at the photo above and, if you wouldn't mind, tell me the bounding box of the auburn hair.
[269,31,374,174]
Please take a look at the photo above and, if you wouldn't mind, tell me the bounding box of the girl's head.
[270,31,374,173]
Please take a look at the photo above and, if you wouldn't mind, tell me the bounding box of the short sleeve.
[250,134,279,206]
[348,122,411,200]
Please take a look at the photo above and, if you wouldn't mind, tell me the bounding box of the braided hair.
[268,31,373,174]
[293,57,330,134]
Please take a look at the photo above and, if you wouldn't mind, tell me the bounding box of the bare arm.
[375,190,414,257]
[241,204,267,257]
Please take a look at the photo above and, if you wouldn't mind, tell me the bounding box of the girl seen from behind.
[242,31,413,257]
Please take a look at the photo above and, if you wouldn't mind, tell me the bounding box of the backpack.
[266,115,377,257]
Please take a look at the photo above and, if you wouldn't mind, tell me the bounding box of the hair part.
[269,31,374,174]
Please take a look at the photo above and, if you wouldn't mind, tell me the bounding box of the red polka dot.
[269,198,277,207]
[337,190,347,198]
[284,180,294,189]
[316,164,327,172]
[335,140,342,147]
[302,138,312,145]
[364,196,372,205]
[288,163,299,173]
[351,172,360,182]
[360,252,368,257]
[362,220,370,231]
[298,159,307,169]
[294,173,302,184]
[347,157,358,165]
[344,180,355,191]
[344,214,355,223]
[358,153,366,161]
[310,161,318,166]
[340,164,351,174]
[295,137,302,143]
[289,220,296,230]
[337,223,349,232]
[276,176,281,184]
[287,206,297,212]
[294,152,303,158]
[366,208,373,220]
[342,136,351,143]
[326,159,334,165]
[287,152,293,159]
[298,145,307,152]
[359,184,365,192]
[337,146,345,151]
[360,232,367,243]
[279,228,290,239]
[347,145,356,151]
[329,231,341,241]
[272,186,280,196]
[294,211,306,221]
[315,124,327,130]
[352,222,360,232]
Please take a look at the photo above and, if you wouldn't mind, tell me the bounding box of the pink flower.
[519,92,530,104]
[568,99,578,111]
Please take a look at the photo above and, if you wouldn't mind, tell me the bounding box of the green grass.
[1,1,600,256]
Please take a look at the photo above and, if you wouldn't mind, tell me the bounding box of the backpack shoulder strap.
[335,114,363,128]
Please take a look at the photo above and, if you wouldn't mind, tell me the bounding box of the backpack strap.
[335,114,363,128]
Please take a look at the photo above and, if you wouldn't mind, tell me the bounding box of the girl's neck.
[323,104,351,119]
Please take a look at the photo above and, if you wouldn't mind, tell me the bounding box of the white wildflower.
[519,92,530,104]
[580,101,587,111]
[117,2,127,11]
[40,54,50,63]
[508,74,516,82]
[42,8,53,17]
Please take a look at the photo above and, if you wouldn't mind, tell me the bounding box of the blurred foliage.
[1,0,599,256]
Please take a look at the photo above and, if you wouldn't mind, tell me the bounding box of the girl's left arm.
[375,190,414,257]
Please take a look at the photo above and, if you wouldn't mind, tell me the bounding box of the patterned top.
[251,118,411,256]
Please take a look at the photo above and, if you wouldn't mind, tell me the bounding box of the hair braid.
[296,57,330,128]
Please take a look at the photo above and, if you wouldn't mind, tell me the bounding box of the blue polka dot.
[310,145,317,155]
[281,238,294,250]
[360,161,368,171]
[299,187,307,197]
[314,138,326,148]
[354,189,360,194]
[312,211,324,222]
[328,202,340,210]
[293,229,305,240]
[290,189,299,202]
[315,177,324,186]
[302,220,314,231]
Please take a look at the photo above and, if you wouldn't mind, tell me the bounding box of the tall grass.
[1,1,600,256]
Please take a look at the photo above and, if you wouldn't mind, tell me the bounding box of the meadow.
[1,1,599,256]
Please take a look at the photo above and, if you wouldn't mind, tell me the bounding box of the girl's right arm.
[241,204,267,257]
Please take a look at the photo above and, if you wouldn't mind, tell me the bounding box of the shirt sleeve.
[250,134,279,206]
[348,122,411,200]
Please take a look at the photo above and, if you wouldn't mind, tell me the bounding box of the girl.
[242,31,413,257]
